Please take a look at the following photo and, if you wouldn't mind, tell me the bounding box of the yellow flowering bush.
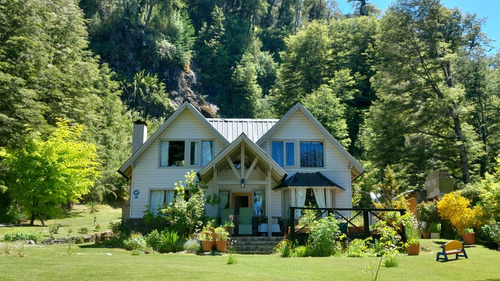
[437,192,485,235]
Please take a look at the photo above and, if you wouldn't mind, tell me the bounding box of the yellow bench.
[436,240,468,262]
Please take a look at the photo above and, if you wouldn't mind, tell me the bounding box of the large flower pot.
[462,233,475,245]
[430,232,440,239]
[225,227,233,236]
[407,243,420,255]
[216,240,227,252]
[202,240,213,252]
[422,231,430,239]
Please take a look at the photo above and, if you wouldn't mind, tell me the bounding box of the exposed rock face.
[165,67,219,118]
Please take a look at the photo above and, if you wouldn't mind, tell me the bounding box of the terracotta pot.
[202,240,213,252]
[430,232,440,239]
[225,227,233,236]
[462,233,475,245]
[422,231,430,239]
[216,240,227,252]
[407,243,420,255]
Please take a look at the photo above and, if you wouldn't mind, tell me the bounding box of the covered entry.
[198,133,286,236]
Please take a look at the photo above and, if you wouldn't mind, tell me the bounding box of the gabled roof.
[256,103,365,180]
[273,172,344,190]
[118,102,230,179]
[207,118,279,142]
[197,133,286,183]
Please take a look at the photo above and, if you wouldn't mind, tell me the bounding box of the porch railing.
[288,207,406,242]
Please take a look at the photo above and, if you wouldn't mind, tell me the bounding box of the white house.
[118,102,364,236]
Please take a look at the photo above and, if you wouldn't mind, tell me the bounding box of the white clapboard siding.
[129,109,226,218]
[260,110,352,208]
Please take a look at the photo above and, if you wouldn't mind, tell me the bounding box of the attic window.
[300,141,324,167]
[160,141,185,167]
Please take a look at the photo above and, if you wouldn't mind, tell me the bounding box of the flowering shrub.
[437,192,486,235]
[307,214,341,257]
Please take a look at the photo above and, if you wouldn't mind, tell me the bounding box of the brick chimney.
[132,120,147,154]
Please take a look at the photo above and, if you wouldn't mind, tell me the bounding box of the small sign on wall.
[133,189,140,199]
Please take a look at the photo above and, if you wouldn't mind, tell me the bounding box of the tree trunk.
[30,214,35,226]
[452,106,471,183]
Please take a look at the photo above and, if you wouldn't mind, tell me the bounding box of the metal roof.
[273,172,344,190]
[207,118,279,142]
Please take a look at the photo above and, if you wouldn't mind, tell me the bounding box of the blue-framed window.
[300,142,324,167]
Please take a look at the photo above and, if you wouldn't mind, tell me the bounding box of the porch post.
[267,167,272,237]
[214,168,219,217]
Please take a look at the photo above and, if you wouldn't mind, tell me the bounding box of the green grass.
[0,240,499,280]
[0,205,122,240]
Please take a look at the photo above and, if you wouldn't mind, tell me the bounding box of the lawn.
[0,204,122,240]
[0,239,499,281]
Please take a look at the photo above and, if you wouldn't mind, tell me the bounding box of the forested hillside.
[1,0,499,222]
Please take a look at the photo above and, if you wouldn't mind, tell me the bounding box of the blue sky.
[337,0,499,54]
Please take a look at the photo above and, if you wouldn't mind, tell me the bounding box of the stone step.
[228,236,283,254]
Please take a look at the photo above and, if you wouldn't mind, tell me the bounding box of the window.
[160,141,185,167]
[201,140,213,166]
[190,140,213,166]
[253,190,265,216]
[285,142,295,166]
[149,190,175,214]
[272,141,284,166]
[272,141,295,167]
[300,141,324,167]
[190,142,199,165]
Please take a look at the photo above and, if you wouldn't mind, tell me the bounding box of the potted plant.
[224,215,235,235]
[428,223,441,239]
[214,227,229,252]
[198,232,213,252]
[402,213,421,255]
[417,201,439,239]
[462,228,475,245]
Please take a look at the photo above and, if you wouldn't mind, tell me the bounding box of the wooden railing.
[288,207,406,242]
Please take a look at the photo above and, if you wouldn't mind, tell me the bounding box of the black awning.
[273,172,344,190]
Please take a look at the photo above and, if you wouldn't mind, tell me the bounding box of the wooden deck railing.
[288,207,406,242]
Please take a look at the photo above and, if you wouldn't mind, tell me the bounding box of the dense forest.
[1,0,499,222]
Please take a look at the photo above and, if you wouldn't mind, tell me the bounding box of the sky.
[337,0,500,54]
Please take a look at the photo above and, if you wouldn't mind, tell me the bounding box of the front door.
[232,193,252,215]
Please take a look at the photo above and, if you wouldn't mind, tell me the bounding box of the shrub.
[183,238,200,252]
[3,231,41,243]
[109,220,131,239]
[480,222,500,250]
[372,220,401,267]
[417,200,439,224]
[347,238,372,257]
[123,233,148,251]
[145,229,161,250]
[274,239,293,257]
[161,172,207,238]
[227,254,237,264]
[158,230,181,253]
[307,214,341,257]
[437,192,486,235]
[79,227,89,234]
[214,227,228,241]
[292,246,309,257]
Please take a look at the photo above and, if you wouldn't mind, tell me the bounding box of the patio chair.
[238,207,253,235]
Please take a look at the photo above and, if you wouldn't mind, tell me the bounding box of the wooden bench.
[436,240,468,261]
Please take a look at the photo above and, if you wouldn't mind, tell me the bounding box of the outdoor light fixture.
[240,178,245,188]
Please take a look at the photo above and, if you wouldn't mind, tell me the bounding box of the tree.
[301,77,352,147]
[365,0,486,184]
[0,121,99,225]
[222,52,263,117]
